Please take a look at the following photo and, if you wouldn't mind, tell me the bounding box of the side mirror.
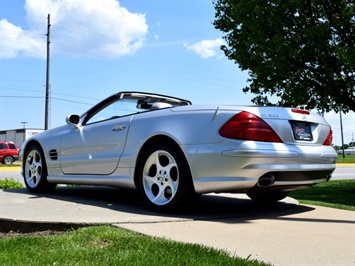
[66,114,80,126]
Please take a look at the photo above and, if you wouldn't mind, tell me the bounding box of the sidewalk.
[119,205,355,265]
[0,186,354,265]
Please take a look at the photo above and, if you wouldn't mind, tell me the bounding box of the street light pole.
[21,122,27,129]
[339,108,345,158]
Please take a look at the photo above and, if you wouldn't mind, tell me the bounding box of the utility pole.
[44,14,51,130]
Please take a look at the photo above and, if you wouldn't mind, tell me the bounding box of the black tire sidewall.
[137,142,193,211]
[23,144,55,193]
[4,156,14,165]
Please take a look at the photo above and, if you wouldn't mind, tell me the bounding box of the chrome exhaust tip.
[257,175,275,187]
[325,174,332,182]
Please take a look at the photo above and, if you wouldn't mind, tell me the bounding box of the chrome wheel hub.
[143,150,179,206]
[24,150,43,188]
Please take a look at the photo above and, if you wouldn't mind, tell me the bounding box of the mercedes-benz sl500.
[20,91,337,211]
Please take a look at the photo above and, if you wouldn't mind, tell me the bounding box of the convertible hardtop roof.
[117,91,192,106]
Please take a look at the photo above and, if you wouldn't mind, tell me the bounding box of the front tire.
[23,144,56,193]
[137,142,196,212]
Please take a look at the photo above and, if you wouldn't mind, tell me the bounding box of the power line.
[0,96,43,99]
[51,97,94,106]
[0,86,100,100]
[0,78,43,83]
[0,95,94,105]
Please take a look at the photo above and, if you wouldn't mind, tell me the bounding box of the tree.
[213,0,355,113]
[341,144,349,149]
[333,144,340,150]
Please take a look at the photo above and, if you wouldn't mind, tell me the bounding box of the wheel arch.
[22,139,57,192]
[133,135,194,190]
[21,140,45,171]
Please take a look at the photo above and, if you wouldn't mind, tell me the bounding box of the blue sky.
[0,0,354,146]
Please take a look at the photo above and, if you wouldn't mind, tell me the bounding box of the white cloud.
[0,19,45,58]
[184,38,224,59]
[0,0,148,59]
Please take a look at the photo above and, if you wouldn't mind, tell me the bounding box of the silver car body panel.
[20,91,337,194]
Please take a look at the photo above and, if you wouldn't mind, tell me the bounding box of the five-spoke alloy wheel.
[23,144,56,193]
[137,142,196,211]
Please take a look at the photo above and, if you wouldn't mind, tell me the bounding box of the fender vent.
[49,149,58,160]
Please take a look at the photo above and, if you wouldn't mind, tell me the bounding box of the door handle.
[112,124,126,132]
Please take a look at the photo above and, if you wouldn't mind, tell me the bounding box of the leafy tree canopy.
[213,0,355,113]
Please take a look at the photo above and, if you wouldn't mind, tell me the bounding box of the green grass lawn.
[336,154,355,163]
[0,226,269,266]
[290,179,355,211]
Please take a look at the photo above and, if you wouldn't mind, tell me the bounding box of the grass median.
[336,154,355,163]
[0,225,269,266]
[290,179,355,211]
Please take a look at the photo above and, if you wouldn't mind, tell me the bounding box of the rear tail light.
[323,128,333,146]
[219,111,282,142]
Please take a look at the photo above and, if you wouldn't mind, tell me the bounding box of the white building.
[0,128,44,148]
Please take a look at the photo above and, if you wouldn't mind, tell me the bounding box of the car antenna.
[212,107,219,120]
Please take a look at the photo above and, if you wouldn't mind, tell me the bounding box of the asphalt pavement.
[0,184,354,265]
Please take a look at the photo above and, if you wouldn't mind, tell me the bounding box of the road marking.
[0,167,21,172]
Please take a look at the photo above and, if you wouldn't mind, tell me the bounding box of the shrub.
[0,178,23,189]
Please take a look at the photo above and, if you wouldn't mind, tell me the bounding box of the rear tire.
[247,191,288,203]
[3,156,14,165]
[23,144,56,193]
[136,142,196,212]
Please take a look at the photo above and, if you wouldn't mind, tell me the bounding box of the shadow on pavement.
[0,186,316,232]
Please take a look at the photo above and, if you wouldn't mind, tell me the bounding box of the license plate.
[291,121,313,141]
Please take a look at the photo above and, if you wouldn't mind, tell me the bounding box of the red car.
[0,141,19,165]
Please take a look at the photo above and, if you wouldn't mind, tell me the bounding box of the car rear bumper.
[183,141,337,194]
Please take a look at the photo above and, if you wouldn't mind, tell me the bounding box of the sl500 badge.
[260,113,279,118]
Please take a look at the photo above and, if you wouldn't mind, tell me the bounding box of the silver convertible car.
[20,91,337,211]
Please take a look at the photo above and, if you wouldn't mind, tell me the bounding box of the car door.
[59,95,141,176]
[59,115,132,175]
[0,143,6,161]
